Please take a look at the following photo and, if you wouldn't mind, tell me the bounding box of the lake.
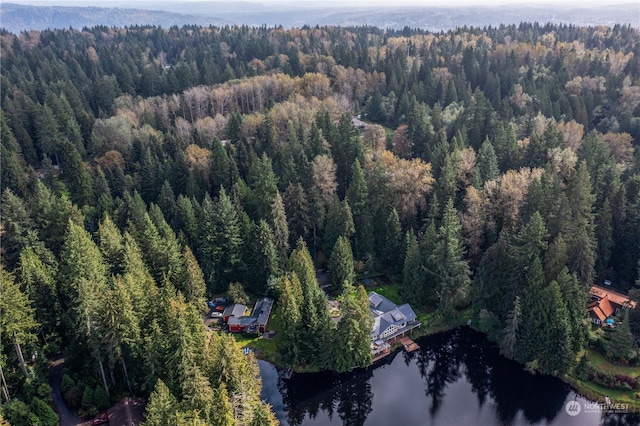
[259,328,639,426]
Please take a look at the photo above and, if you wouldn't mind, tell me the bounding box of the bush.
[584,363,639,391]
[81,386,97,416]
[93,384,110,411]
[64,386,82,409]
[2,400,30,426]
[228,282,249,305]
[37,383,53,404]
[61,374,75,394]
[614,374,638,389]
[30,397,59,426]
[27,412,42,426]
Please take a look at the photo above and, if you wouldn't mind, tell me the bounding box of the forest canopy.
[1,22,639,424]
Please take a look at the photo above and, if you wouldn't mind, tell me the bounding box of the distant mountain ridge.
[0,3,230,34]
[1,2,638,34]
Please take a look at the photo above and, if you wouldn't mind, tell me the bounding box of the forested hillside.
[1,23,640,424]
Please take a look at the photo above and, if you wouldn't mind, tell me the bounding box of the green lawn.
[231,309,283,365]
[585,349,640,378]
[569,376,640,408]
[370,283,472,338]
[372,284,402,305]
[563,349,640,408]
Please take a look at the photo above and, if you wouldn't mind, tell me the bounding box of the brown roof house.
[588,285,637,326]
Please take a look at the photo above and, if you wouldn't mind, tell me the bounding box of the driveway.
[49,357,90,426]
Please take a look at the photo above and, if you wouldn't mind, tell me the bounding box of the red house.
[223,304,248,323]
[588,285,637,326]
[226,298,274,334]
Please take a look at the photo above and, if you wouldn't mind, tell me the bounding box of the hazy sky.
[6,0,637,5]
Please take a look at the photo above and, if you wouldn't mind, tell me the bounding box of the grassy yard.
[585,349,640,378]
[370,282,472,338]
[563,349,640,408]
[567,376,640,408]
[371,284,402,305]
[230,308,284,366]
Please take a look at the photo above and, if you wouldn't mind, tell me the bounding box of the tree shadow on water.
[279,367,373,426]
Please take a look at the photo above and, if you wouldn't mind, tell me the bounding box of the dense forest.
[1,22,640,424]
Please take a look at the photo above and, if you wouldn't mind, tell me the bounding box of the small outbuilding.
[223,304,248,323]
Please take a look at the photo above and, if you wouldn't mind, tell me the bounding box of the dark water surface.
[259,328,639,426]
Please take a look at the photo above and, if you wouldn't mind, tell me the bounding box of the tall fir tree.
[328,236,356,294]
[430,200,471,317]
[347,159,374,259]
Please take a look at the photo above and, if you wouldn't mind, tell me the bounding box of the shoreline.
[248,319,640,411]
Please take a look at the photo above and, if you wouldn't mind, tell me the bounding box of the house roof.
[589,286,637,309]
[228,315,256,326]
[368,291,398,314]
[589,296,615,322]
[369,292,418,338]
[252,297,274,326]
[223,304,247,318]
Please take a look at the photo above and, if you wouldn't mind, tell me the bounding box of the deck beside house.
[368,291,420,360]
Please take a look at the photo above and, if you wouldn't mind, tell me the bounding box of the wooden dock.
[372,347,391,363]
[398,336,420,352]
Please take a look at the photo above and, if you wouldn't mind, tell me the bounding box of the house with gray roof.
[227,297,274,334]
[369,291,420,344]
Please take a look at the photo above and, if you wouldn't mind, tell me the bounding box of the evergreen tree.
[517,257,574,374]
[247,153,278,221]
[347,159,374,259]
[328,236,356,294]
[210,138,233,193]
[565,161,596,285]
[270,191,290,261]
[96,215,125,276]
[29,397,58,426]
[283,183,312,246]
[332,283,373,372]
[181,246,206,304]
[606,310,634,363]
[18,246,60,345]
[211,383,235,426]
[276,274,303,366]
[142,380,179,426]
[537,280,573,375]
[323,197,355,257]
[0,189,32,269]
[60,220,111,395]
[381,209,403,275]
[60,140,93,207]
[288,239,333,368]
[157,180,177,226]
[0,267,39,382]
[477,138,499,184]
[199,189,242,292]
[250,220,280,295]
[501,296,521,359]
[556,268,588,353]
[430,200,471,317]
[401,229,425,306]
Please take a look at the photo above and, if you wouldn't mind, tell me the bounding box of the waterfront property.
[588,285,637,326]
[369,291,420,357]
[227,298,274,333]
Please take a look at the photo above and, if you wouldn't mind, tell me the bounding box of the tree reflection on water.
[267,328,640,426]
